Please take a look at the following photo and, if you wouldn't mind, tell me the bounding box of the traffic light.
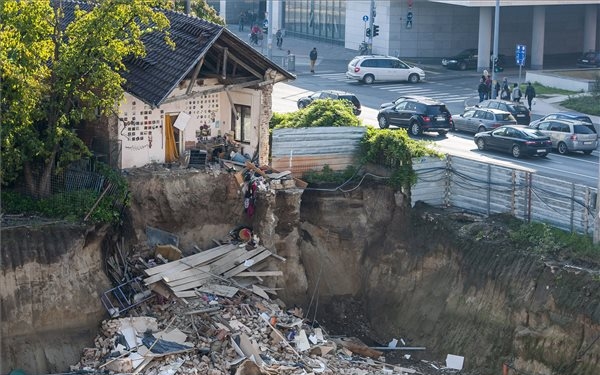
[366,28,371,38]
[373,25,379,37]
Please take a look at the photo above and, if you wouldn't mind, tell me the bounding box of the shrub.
[273,99,361,128]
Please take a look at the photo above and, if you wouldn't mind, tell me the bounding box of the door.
[393,59,411,81]
[165,114,181,163]
[456,109,476,132]
[389,101,410,126]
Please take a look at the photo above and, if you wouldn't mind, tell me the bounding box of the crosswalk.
[312,72,476,104]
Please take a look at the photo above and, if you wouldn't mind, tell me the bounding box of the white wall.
[118,80,262,169]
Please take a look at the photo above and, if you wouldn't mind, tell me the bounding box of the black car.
[474,99,531,125]
[474,125,552,158]
[377,97,453,136]
[576,51,600,68]
[379,95,424,109]
[297,90,361,115]
[442,48,504,71]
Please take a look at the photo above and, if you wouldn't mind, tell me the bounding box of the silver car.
[529,119,598,155]
[452,108,516,134]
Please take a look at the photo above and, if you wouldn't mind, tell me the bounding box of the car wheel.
[408,73,420,83]
[511,144,522,158]
[557,142,569,155]
[298,101,307,109]
[477,125,486,134]
[363,74,375,84]
[409,121,422,136]
[583,150,593,155]
[476,138,486,151]
[378,116,389,129]
[458,62,467,71]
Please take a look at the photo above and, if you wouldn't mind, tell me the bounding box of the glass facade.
[284,0,346,44]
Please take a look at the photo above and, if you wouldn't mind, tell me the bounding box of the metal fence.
[413,155,597,235]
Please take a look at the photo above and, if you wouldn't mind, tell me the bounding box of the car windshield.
[582,52,597,59]
[509,104,529,112]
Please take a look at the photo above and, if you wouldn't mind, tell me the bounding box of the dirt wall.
[0,223,112,374]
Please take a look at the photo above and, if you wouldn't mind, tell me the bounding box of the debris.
[446,354,464,370]
[331,337,383,359]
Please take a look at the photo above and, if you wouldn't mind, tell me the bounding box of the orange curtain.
[164,115,179,163]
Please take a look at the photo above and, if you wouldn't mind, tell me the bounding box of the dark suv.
[474,99,531,125]
[377,97,453,136]
[297,90,361,115]
[576,51,600,68]
[442,48,505,71]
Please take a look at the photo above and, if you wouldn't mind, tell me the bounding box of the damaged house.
[60,1,295,169]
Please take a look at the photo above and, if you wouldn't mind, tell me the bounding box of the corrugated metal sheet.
[412,155,597,235]
[271,127,366,175]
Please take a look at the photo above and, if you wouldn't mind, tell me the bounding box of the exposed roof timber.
[428,0,600,6]
[222,47,228,80]
[212,43,264,80]
[186,57,204,95]
[161,79,263,105]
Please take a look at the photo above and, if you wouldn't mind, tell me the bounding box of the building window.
[284,0,345,44]
[234,105,251,143]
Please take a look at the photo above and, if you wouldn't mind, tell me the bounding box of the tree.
[173,0,224,25]
[0,0,172,197]
[273,99,362,129]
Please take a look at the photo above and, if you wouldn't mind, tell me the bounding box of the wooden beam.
[222,47,228,80]
[226,52,263,79]
[186,57,204,95]
[161,79,262,105]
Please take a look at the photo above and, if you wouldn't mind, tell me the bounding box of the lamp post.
[267,0,273,60]
[491,0,500,98]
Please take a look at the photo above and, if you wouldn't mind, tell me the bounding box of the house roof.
[55,1,295,108]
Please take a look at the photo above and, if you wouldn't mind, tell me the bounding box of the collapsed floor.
[2,164,600,375]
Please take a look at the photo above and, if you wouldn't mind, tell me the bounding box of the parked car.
[528,119,598,155]
[346,55,425,84]
[296,90,361,115]
[442,48,505,71]
[576,51,600,68]
[452,108,516,134]
[474,99,531,125]
[528,112,595,129]
[377,96,453,136]
[474,125,552,158]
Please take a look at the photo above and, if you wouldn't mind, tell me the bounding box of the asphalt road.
[272,68,599,188]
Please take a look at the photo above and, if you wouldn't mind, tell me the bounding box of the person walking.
[275,29,283,49]
[500,78,511,101]
[485,74,492,100]
[511,83,522,103]
[524,82,536,111]
[309,47,318,73]
[238,12,245,31]
[478,78,488,103]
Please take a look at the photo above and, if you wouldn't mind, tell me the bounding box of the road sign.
[362,15,369,22]
[515,44,526,66]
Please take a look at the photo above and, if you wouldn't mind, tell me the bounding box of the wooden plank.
[236,271,283,277]
[208,248,251,274]
[198,284,239,298]
[166,273,212,288]
[170,277,215,292]
[174,290,199,298]
[223,250,272,278]
[211,247,265,275]
[144,244,235,276]
[160,265,211,283]
[251,284,270,300]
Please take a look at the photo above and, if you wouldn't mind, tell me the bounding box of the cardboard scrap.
[446,354,464,370]
[155,244,182,261]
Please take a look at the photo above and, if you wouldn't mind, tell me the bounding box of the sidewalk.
[226,25,599,124]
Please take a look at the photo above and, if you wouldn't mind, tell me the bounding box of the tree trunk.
[23,148,57,199]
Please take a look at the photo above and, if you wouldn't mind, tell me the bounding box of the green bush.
[273,99,361,129]
[359,128,442,189]
[303,165,358,185]
[1,163,129,224]
[510,221,600,257]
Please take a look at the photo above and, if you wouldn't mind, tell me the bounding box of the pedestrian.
[275,29,283,49]
[524,81,536,111]
[238,11,245,31]
[309,47,318,73]
[494,80,501,99]
[511,83,522,103]
[500,78,511,100]
[478,78,488,103]
[485,74,492,100]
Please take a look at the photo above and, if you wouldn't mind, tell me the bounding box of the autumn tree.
[0,0,172,197]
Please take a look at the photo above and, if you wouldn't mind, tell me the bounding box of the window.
[484,112,495,121]
[361,59,376,67]
[463,110,476,118]
[538,122,551,131]
[234,105,251,143]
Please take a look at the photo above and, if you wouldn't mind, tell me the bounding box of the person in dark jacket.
[524,82,536,111]
[478,78,488,102]
[309,47,318,73]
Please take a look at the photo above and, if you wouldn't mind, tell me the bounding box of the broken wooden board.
[236,271,283,277]
[198,284,239,298]
[144,244,236,276]
[251,285,270,300]
[155,244,182,261]
[331,337,383,359]
[223,249,272,278]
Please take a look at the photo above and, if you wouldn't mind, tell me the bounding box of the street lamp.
[491,0,500,99]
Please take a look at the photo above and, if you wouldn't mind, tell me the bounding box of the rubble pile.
[73,239,434,375]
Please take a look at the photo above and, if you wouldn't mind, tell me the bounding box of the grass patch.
[303,165,359,185]
[561,95,600,116]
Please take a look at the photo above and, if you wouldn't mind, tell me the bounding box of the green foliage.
[270,112,292,129]
[173,0,224,24]
[1,0,172,195]
[510,221,600,257]
[561,95,600,116]
[273,99,362,129]
[303,165,358,185]
[0,163,129,225]
[359,127,442,189]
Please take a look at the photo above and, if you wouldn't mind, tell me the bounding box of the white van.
[346,55,425,84]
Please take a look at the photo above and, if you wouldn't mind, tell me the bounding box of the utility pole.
[267,0,273,60]
[596,157,600,243]
[369,0,375,54]
[491,0,500,99]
